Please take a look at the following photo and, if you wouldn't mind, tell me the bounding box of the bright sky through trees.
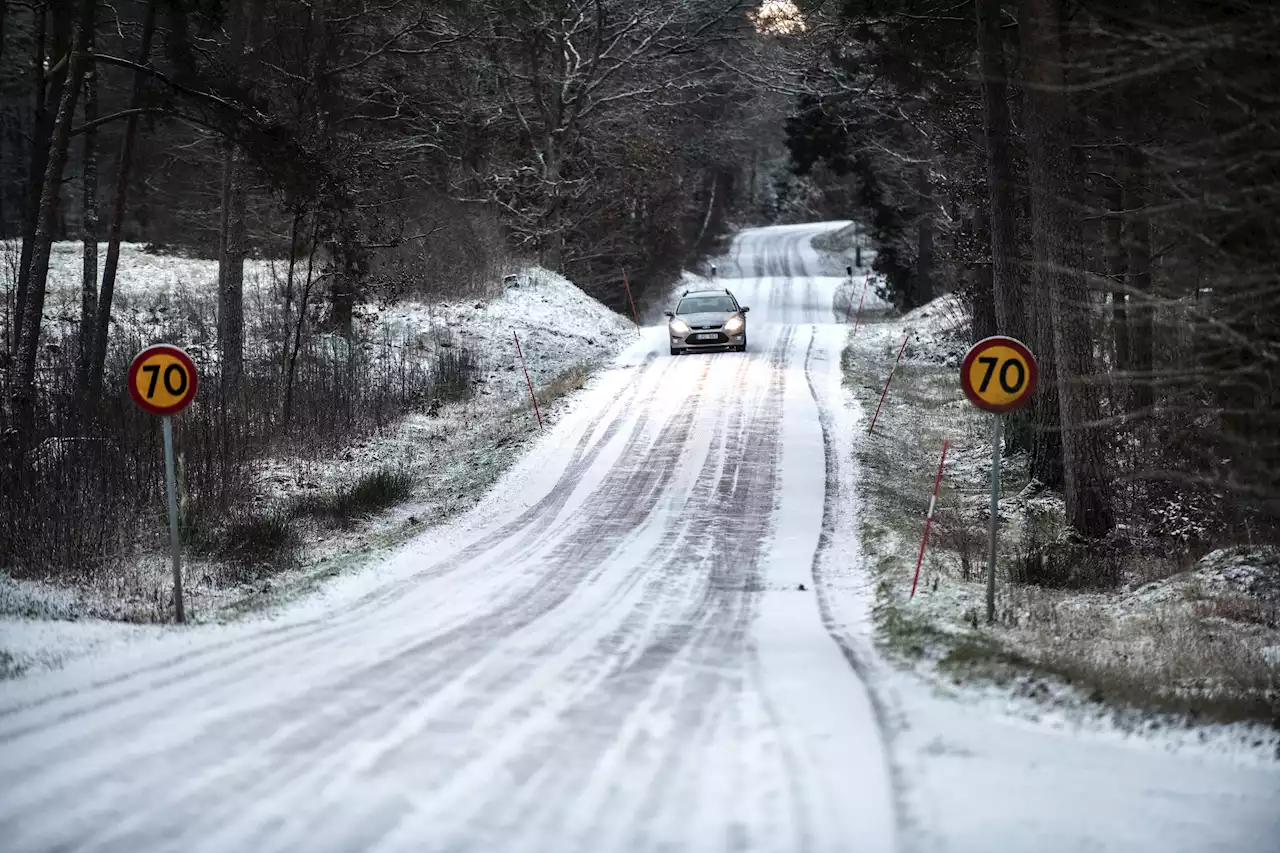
[750,0,807,35]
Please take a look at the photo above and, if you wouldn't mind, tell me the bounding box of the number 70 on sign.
[961,336,1038,414]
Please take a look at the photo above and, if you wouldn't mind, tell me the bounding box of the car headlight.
[724,315,744,334]
[669,318,691,334]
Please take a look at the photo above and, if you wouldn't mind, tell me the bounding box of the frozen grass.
[292,466,416,524]
[845,296,1280,730]
[2,245,634,631]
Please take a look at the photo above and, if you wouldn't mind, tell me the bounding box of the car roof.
[680,289,737,298]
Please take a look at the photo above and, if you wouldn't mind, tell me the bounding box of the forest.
[783,0,1279,562]
[1,0,1277,584]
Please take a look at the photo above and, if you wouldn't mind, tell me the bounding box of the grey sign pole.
[986,413,1002,625]
[162,415,185,623]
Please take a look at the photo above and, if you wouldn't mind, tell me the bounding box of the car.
[665,288,750,355]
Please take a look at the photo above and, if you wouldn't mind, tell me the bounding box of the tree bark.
[976,0,1034,455]
[78,29,98,393]
[1104,150,1130,385]
[84,0,157,411]
[216,0,263,397]
[16,0,95,437]
[1020,0,1114,537]
[0,0,8,68]
[1125,145,1153,414]
[14,1,63,359]
[913,165,934,310]
[971,211,998,342]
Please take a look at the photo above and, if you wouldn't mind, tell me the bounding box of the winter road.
[3,223,1278,853]
[0,223,896,853]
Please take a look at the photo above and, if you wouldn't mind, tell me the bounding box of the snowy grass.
[2,244,636,642]
[845,294,1280,737]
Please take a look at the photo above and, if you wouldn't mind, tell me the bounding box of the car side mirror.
[664,311,674,318]
[741,306,750,313]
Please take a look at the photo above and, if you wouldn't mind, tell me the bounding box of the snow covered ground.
[0,225,1276,853]
[2,245,636,667]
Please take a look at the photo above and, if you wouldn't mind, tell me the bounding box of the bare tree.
[78,25,98,394]
[976,0,1034,454]
[15,0,96,436]
[216,0,266,397]
[1019,0,1113,536]
[83,0,157,413]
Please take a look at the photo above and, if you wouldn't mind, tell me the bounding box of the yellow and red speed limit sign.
[128,344,198,416]
[128,343,199,623]
[960,336,1038,413]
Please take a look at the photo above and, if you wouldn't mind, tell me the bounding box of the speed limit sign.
[128,343,199,624]
[960,336,1038,413]
[128,344,198,415]
[960,335,1038,627]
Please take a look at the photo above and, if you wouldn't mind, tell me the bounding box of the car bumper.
[671,331,745,352]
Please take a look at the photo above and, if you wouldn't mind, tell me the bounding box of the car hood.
[676,311,738,327]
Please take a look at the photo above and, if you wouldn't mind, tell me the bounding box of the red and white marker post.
[852,271,871,335]
[622,268,640,334]
[911,439,949,599]
[513,331,543,430]
[867,332,910,436]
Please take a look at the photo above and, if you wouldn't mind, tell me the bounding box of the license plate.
[694,333,719,341]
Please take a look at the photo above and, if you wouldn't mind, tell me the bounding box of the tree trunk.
[0,1,8,68]
[1104,150,1130,387]
[84,0,157,411]
[1020,0,1113,537]
[914,165,934,310]
[976,0,1034,455]
[13,1,62,359]
[16,0,95,437]
[971,211,998,342]
[1125,145,1153,414]
[216,0,263,398]
[78,32,98,393]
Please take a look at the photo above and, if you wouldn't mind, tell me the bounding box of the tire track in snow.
[434,328,801,852]
[0,354,668,745]
[0,357,720,851]
[801,328,906,846]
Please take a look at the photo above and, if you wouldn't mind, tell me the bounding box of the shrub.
[431,334,479,402]
[293,466,414,524]
[217,509,301,581]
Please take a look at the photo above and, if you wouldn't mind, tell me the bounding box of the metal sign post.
[128,343,199,624]
[162,415,185,623]
[960,336,1038,626]
[986,415,1001,623]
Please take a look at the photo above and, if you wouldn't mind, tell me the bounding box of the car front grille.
[685,332,729,345]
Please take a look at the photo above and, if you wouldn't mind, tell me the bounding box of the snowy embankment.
[842,291,1280,758]
[1,244,636,675]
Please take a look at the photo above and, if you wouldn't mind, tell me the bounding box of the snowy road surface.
[2,223,1278,853]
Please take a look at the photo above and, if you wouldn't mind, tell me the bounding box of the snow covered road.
[3,222,1277,853]
[0,223,896,852]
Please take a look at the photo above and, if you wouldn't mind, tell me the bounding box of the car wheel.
[670,346,679,356]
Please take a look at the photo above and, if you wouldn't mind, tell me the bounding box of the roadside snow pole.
[911,439,949,599]
[960,336,1039,624]
[621,268,640,334]
[513,331,543,430]
[852,271,871,335]
[127,344,199,624]
[867,332,910,436]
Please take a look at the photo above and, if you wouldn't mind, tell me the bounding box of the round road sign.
[960,336,1038,413]
[128,344,199,416]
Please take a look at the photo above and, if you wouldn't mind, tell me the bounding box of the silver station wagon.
[665,289,750,355]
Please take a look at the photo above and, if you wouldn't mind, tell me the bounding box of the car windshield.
[677,295,737,314]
